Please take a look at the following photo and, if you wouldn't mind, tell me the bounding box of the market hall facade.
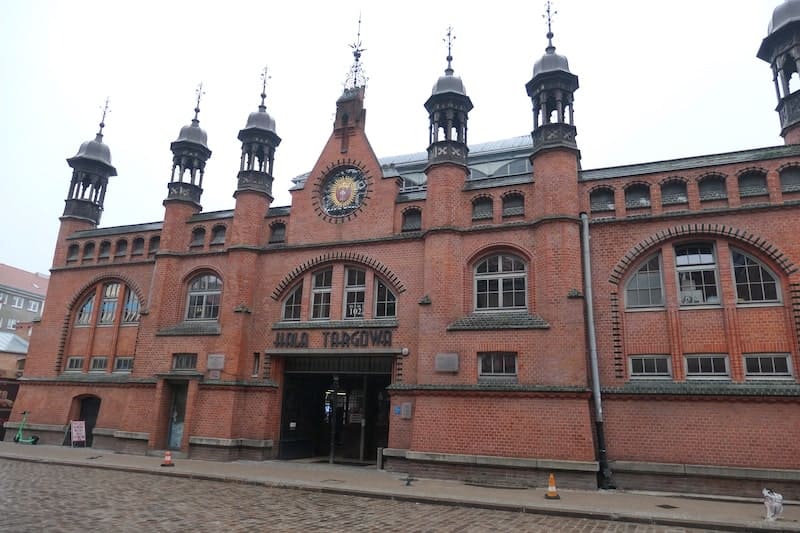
[7,1,800,496]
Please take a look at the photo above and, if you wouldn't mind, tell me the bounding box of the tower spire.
[97,97,109,138]
[444,26,455,75]
[544,0,556,51]
[345,15,367,89]
[260,66,269,111]
[193,82,204,124]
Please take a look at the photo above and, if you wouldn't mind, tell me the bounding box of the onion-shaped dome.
[176,117,208,148]
[533,33,571,78]
[244,106,276,133]
[768,0,800,34]
[72,133,112,166]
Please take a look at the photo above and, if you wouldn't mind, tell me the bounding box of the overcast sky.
[0,1,782,275]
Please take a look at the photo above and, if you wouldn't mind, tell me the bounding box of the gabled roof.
[0,332,28,355]
[0,264,49,297]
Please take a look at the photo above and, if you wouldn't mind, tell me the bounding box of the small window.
[190,228,206,247]
[311,268,333,320]
[401,209,422,232]
[629,355,671,378]
[685,355,729,379]
[27,301,40,313]
[698,175,727,201]
[590,188,615,212]
[502,194,524,217]
[148,236,160,258]
[172,353,197,370]
[115,239,128,258]
[675,243,719,306]
[744,354,792,379]
[475,254,527,311]
[114,357,133,373]
[269,223,286,244]
[661,180,687,205]
[282,284,303,321]
[186,274,222,321]
[76,294,95,325]
[625,184,651,209]
[731,250,779,303]
[122,290,141,323]
[344,268,366,319]
[252,352,261,378]
[7,319,18,330]
[98,241,111,259]
[11,296,24,309]
[738,171,768,197]
[780,166,800,193]
[625,255,663,308]
[65,356,84,372]
[478,351,517,380]
[375,280,397,318]
[210,225,226,245]
[98,283,120,324]
[82,242,96,261]
[132,238,145,256]
[89,357,108,372]
[472,197,493,220]
[67,244,80,262]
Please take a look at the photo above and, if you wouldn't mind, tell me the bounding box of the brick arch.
[659,175,687,185]
[500,189,524,200]
[470,193,493,203]
[182,266,224,285]
[735,166,768,177]
[401,205,422,214]
[589,184,616,193]
[697,171,727,181]
[271,252,406,300]
[777,161,800,172]
[269,219,287,228]
[66,272,146,311]
[609,224,798,285]
[622,181,651,191]
[466,243,533,266]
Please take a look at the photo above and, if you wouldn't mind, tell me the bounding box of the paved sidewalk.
[0,442,797,532]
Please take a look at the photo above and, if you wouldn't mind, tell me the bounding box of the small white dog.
[763,488,784,521]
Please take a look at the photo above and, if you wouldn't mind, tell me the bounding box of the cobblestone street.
[0,459,711,532]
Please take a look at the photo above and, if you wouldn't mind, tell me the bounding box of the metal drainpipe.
[580,212,613,489]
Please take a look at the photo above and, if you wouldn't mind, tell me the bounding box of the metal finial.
[97,97,109,138]
[345,14,367,89]
[260,66,270,111]
[444,26,455,75]
[193,82,205,123]
[544,0,557,51]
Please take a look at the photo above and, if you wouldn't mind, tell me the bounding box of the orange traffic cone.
[545,473,560,499]
[161,450,175,467]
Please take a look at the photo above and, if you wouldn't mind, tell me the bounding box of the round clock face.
[319,166,368,218]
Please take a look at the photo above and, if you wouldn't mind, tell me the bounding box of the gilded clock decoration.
[318,166,368,219]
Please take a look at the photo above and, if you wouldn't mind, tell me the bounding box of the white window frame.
[113,357,133,373]
[65,356,84,372]
[685,354,729,380]
[474,254,527,311]
[172,353,198,370]
[27,300,40,313]
[629,355,672,379]
[343,268,366,320]
[185,274,222,321]
[89,356,108,372]
[311,268,333,320]
[282,284,303,321]
[11,296,23,309]
[374,279,397,318]
[731,249,781,305]
[7,318,18,330]
[478,351,518,381]
[675,243,721,307]
[625,254,664,309]
[744,353,793,380]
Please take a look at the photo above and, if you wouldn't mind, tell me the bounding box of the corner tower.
[423,27,473,228]
[758,0,800,144]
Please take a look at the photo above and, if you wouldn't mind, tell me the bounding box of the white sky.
[0,1,782,275]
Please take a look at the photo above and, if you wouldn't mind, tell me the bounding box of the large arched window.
[186,274,222,321]
[731,249,780,303]
[282,284,302,321]
[75,282,141,326]
[675,243,719,306]
[590,188,615,212]
[661,180,688,205]
[474,253,527,311]
[698,175,727,201]
[625,255,663,308]
[472,197,493,221]
[625,184,651,209]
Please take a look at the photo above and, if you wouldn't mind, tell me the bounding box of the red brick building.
[7,1,800,496]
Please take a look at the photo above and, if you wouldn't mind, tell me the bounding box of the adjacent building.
[0,264,48,333]
[7,0,800,497]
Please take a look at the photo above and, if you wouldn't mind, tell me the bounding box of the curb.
[0,452,790,533]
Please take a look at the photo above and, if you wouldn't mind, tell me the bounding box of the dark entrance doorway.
[79,396,101,447]
[167,383,188,450]
[279,356,392,463]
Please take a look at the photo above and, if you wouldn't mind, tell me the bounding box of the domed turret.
[532,37,572,78]
[166,84,212,207]
[758,0,800,144]
[236,68,281,197]
[63,101,117,226]
[424,27,473,167]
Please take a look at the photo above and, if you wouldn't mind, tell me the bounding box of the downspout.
[580,212,613,489]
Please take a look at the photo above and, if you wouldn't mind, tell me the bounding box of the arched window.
[99,283,120,324]
[474,253,527,311]
[190,228,206,247]
[148,236,160,258]
[590,188,615,212]
[210,225,226,245]
[661,180,688,205]
[401,209,422,232]
[82,242,95,261]
[780,166,800,193]
[472,197,493,221]
[132,238,145,256]
[502,194,524,217]
[67,244,79,263]
[114,239,128,258]
[375,280,397,318]
[698,175,727,201]
[344,268,366,319]
[625,255,663,308]
[98,241,111,260]
[738,171,767,197]
[122,290,141,323]
[311,268,333,319]
[269,223,286,244]
[75,282,141,326]
[282,284,302,321]
[625,184,650,209]
[76,294,95,325]
[731,249,780,303]
[675,243,719,306]
[186,274,222,321]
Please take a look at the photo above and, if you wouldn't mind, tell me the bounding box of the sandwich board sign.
[70,420,86,447]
